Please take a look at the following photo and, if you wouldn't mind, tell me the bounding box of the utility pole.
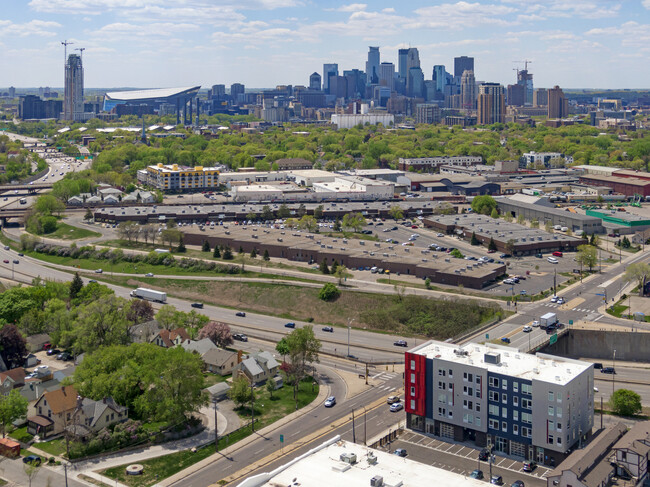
[213,400,219,452]
[553,268,557,296]
[64,462,69,487]
[364,407,367,445]
[600,396,603,429]
[612,349,617,396]
[251,382,255,433]
[351,409,356,443]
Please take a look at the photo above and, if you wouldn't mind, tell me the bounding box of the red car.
[487,249,496,253]
[2,260,8,264]
[411,225,418,229]
[552,251,563,257]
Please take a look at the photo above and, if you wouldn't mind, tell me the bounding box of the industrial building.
[330,113,394,129]
[586,209,650,235]
[137,164,220,192]
[496,196,605,234]
[405,340,594,466]
[423,214,588,255]
[237,436,488,487]
[398,156,483,173]
[579,174,650,198]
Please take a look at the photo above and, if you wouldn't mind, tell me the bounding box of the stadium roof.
[104,86,200,102]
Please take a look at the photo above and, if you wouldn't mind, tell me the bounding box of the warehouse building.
[423,214,587,255]
[138,164,220,192]
[586,210,650,235]
[579,174,650,197]
[496,196,604,234]
[405,340,594,466]
[398,156,483,173]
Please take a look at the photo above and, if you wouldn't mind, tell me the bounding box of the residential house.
[206,382,231,402]
[86,196,102,205]
[233,351,279,385]
[103,194,120,204]
[546,422,627,487]
[122,190,156,204]
[0,368,26,396]
[98,187,123,198]
[68,397,128,441]
[129,319,161,343]
[181,338,217,356]
[27,385,79,439]
[151,328,191,348]
[201,348,239,376]
[613,420,650,483]
[25,333,50,352]
[67,195,84,205]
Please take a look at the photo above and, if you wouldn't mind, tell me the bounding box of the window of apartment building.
[513,425,519,435]
[476,389,481,398]
[439,407,446,416]
[513,411,519,421]
[522,427,532,438]
[502,422,508,432]
[502,394,508,404]
[463,386,468,394]
[557,407,562,418]
[439,393,447,403]
[438,369,446,376]
[502,379,508,390]
[521,384,532,395]
[489,405,500,416]
[448,411,453,419]
[463,399,469,409]
[502,407,508,419]
[522,398,532,410]
[438,381,446,390]
[464,372,468,381]
[513,396,519,407]
[411,373,416,383]
[548,391,555,402]
[489,419,499,429]
[549,406,555,416]
[468,373,474,382]
[557,437,562,445]
[449,369,453,377]
[411,387,415,396]
[489,377,500,388]
[449,382,454,390]
[521,412,532,424]
[513,382,519,393]
[489,391,500,402]
[476,417,482,427]
[549,421,554,431]
[557,423,562,432]
[476,376,481,385]
[475,404,481,413]
[410,360,415,369]
[411,400,415,410]
[467,387,474,396]
[548,435,554,444]
[463,414,474,424]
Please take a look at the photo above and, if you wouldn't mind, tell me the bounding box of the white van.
[553,225,562,230]
[560,226,568,232]
[370,267,378,273]
[547,257,559,264]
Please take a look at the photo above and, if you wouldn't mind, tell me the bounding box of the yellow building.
[139,164,220,192]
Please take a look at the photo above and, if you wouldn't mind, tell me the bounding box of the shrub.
[318,283,341,301]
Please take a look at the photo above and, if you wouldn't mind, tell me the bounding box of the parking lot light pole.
[612,349,616,395]
[347,318,355,357]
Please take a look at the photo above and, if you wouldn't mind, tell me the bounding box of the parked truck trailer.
[130,288,167,303]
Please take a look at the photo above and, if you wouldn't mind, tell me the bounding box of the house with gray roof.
[68,397,128,441]
[181,338,218,356]
[613,420,650,483]
[206,382,231,402]
[233,351,279,385]
[201,348,239,376]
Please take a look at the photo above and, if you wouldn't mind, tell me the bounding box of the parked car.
[501,337,511,344]
[322,326,334,333]
[552,251,563,257]
[593,362,603,369]
[394,340,408,347]
[236,311,246,317]
[233,333,248,342]
[491,475,504,485]
[601,367,616,374]
[390,403,404,412]
[557,297,566,305]
[191,303,204,309]
[23,455,41,466]
[386,396,401,404]
[394,448,407,457]
[57,352,72,361]
[470,470,484,480]
[478,448,490,461]
[95,268,103,274]
[324,396,336,408]
[285,322,296,328]
[522,461,537,472]
[46,348,61,356]
[2,260,8,264]
[145,272,154,277]
[88,279,97,283]
[511,481,525,487]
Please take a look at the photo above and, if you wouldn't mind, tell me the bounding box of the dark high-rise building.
[507,84,525,106]
[379,62,395,91]
[460,70,476,109]
[408,66,425,99]
[19,95,62,120]
[343,69,366,99]
[517,69,533,105]
[309,72,321,91]
[230,83,245,104]
[366,46,380,85]
[548,85,569,118]
[64,53,84,121]
[211,84,226,98]
[533,88,548,107]
[398,48,409,80]
[323,63,338,93]
[406,48,420,95]
[8,87,15,98]
[454,56,474,78]
[477,83,505,125]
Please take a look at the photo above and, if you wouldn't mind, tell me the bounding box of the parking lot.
[390,431,550,487]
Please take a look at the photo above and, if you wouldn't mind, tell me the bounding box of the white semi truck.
[130,288,167,303]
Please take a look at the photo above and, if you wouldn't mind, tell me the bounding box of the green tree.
[450,248,463,258]
[250,248,257,259]
[505,239,516,256]
[490,208,499,219]
[265,377,276,399]
[624,262,650,296]
[342,213,366,232]
[610,389,642,417]
[285,326,321,408]
[298,215,318,232]
[177,236,186,253]
[213,246,221,258]
[222,246,233,260]
[69,272,84,300]
[34,194,65,216]
[69,296,131,354]
[470,232,479,245]
[263,249,270,261]
[155,304,180,330]
[388,205,404,220]
[229,375,253,410]
[488,237,497,251]
[319,259,330,275]
[576,244,598,272]
[314,205,324,220]
[545,220,554,233]
[202,241,211,252]
[517,214,526,225]
[277,204,291,219]
[333,264,351,285]
[275,337,290,362]
[0,389,28,438]
[84,208,94,221]
[530,219,539,229]
[471,195,497,215]
[318,283,341,301]
[261,205,274,221]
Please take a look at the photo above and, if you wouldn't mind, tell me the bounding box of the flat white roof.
[289,169,335,178]
[105,86,200,101]
[413,340,591,385]
[243,437,488,487]
[232,185,282,193]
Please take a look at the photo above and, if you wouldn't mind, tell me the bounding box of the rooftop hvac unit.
[367,453,378,465]
[555,376,561,381]
[533,368,540,374]
[484,352,501,365]
[340,452,357,464]
[371,476,384,487]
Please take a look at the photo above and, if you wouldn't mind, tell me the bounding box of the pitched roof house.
[0,368,26,396]
[68,397,128,440]
[201,349,239,376]
[233,351,279,385]
[27,385,79,439]
[151,328,191,348]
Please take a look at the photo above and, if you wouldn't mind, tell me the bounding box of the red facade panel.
[405,351,427,416]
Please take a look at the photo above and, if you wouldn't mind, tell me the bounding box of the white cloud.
[585,21,650,46]
[500,0,621,19]
[0,19,61,37]
[382,7,396,13]
[90,22,199,42]
[644,0,650,9]
[412,2,519,29]
[337,3,367,12]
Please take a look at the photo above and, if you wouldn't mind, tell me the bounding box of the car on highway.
[145,272,154,277]
[324,396,336,407]
[522,325,532,333]
[285,322,296,328]
[322,326,334,332]
[17,253,23,256]
[490,475,504,485]
[387,396,401,404]
[436,233,444,237]
[470,470,484,480]
[532,320,540,327]
[394,340,408,347]
[501,337,511,344]
[235,311,246,317]
[522,461,537,472]
[12,259,18,264]
[3,246,9,250]
[393,448,407,457]
[233,333,248,342]
[478,448,490,461]
[557,297,566,304]
[546,324,557,334]
[390,402,404,412]
[191,303,204,309]
[89,279,97,283]
[23,455,41,466]
[593,362,603,369]
[601,367,616,374]
[520,290,527,295]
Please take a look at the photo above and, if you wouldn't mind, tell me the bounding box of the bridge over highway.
[0,183,53,193]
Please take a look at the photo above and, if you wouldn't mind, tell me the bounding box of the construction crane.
[75,47,85,61]
[513,60,532,71]
[61,39,74,63]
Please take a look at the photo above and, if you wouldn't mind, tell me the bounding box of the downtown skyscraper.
[64,53,84,121]
[477,83,505,125]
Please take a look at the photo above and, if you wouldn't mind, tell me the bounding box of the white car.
[523,325,532,333]
[551,296,558,303]
[532,320,540,327]
[436,233,444,237]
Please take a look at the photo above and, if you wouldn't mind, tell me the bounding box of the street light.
[347,318,355,358]
[213,399,219,452]
[612,349,617,395]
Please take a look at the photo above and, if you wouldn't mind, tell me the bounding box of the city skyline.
[1,0,649,89]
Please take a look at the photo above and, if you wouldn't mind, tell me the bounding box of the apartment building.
[398,156,483,172]
[405,341,594,466]
[138,163,220,192]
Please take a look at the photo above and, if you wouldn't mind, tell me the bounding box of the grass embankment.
[101,377,318,487]
[102,276,504,339]
[28,222,102,241]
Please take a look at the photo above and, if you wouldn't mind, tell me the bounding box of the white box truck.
[130,288,167,303]
[540,312,558,329]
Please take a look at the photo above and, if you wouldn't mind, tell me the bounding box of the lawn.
[30,222,102,241]
[9,426,33,443]
[33,437,67,456]
[606,304,629,318]
[101,377,319,487]
[203,373,230,388]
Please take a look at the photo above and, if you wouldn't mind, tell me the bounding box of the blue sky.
[1,0,649,89]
